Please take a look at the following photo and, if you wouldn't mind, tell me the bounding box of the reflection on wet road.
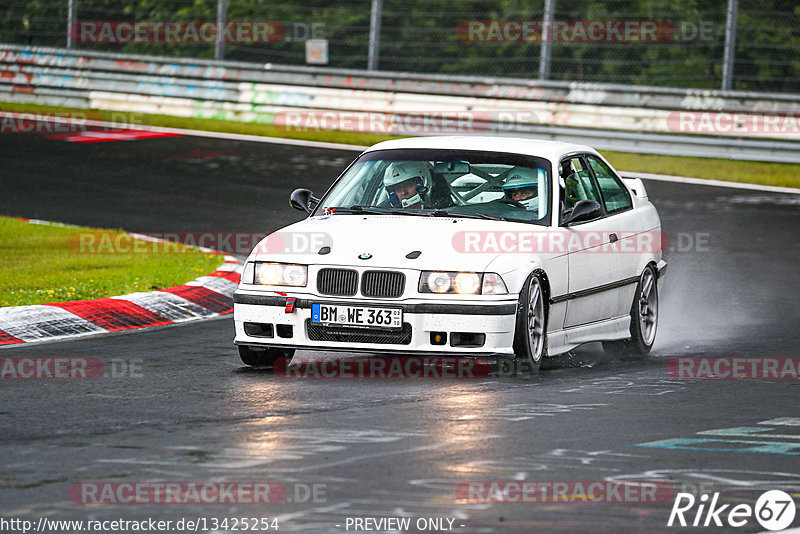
[1,133,799,532]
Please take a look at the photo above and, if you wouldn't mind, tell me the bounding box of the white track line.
[142,124,368,152]
[0,112,367,151]
[7,113,799,194]
[123,122,800,195]
[622,171,800,194]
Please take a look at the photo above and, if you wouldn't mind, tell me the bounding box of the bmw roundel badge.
[358,253,373,260]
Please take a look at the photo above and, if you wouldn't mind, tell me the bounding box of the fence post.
[539,0,555,80]
[215,0,228,61]
[721,0,738,91]
[67,0,77,48]
[367,0,383,71]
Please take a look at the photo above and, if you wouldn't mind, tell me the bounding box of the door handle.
[609,233,618,243]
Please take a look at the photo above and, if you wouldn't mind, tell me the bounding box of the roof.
[364,136,598,162]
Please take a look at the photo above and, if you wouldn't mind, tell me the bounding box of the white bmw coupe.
[233,136,666,372]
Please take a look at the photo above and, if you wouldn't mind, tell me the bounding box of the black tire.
[512,272,549,373]
[603,264,659,356]
[238,345,295,369]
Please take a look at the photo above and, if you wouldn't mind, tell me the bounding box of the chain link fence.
[1,0,799,93]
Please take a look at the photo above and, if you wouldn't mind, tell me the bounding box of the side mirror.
[290,188,318,213]
[563,199,602,225]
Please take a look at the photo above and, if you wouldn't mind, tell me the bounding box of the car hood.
[248,214,547,272]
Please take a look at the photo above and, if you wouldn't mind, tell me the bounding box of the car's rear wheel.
[513,272,548,372]
[238,345,295,369]
[603,264,658,356]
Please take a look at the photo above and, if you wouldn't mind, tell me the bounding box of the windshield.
[316,149,552,225]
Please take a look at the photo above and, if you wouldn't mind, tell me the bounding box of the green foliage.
[1,0,799,92]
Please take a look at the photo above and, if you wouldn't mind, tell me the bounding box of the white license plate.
[311,303,402,329]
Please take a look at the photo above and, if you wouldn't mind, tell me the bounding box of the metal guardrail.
[2,44,800,163]
[4,44,800,111]
[507,125,800,164]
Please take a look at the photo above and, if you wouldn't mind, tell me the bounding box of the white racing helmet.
[383,161,431,208]
[502,166,542,210]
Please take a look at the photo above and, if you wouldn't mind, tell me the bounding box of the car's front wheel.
[513,272,548,372]
[238,345,295,369]
[603,264,659,356]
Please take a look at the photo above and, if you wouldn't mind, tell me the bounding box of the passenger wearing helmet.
[383,161,430,208]
[501,166,540,209]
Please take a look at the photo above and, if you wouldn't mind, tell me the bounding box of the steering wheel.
[497,197,526,209]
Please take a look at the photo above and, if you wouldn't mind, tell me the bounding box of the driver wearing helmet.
[501,167,540,209]
[383,161,430,209]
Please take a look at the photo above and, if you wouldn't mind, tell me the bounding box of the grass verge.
[0,101,395,147]
[0,217,223,307]
[602,151,800,189]
[2,101,799,189]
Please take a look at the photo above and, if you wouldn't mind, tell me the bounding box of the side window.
[559,156,602,212]
[587,156,633,214]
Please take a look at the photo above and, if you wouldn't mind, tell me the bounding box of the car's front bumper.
[233,291,518,358]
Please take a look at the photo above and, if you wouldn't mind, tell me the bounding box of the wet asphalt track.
[1,131,800,533]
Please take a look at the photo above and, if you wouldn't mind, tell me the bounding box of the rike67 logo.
[668,490,796,530]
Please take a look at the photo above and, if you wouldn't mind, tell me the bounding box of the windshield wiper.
[326,205,428,217]
[355,205,431,217]
[325,206,505,221]
[349,205,402,215]
[431,209,506,221]
[322,205,396,215]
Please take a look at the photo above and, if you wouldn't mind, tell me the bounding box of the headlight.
[419,271,507,295]
[455,272,481,294]
[254,262,308,287]
[426,272,452,293]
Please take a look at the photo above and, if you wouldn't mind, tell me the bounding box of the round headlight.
[285,265,307,286]
[258,263,284,285]
[454,273,481,294]
[427,272,452,293]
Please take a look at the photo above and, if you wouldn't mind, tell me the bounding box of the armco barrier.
[2,44,800,163]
